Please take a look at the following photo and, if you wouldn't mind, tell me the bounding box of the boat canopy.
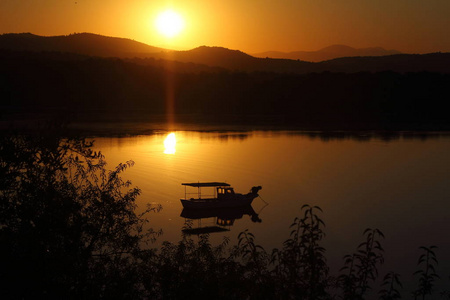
[182,182,231,187]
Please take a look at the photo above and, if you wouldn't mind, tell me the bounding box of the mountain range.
[1,32,450,74]
[2,32,450,130]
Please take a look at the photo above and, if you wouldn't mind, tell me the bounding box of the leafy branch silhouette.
[413,246,439,300]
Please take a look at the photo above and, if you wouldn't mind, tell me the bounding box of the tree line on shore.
[1,50,450,130]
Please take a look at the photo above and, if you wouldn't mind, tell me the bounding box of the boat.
[180,182,262,209]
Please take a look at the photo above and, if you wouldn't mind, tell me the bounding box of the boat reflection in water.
[181,205,262,235]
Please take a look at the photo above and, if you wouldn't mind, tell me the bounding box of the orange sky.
[1,0,449,53]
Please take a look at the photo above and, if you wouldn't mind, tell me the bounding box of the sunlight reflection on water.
[163,132,176,154]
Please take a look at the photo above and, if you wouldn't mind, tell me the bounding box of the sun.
[155,10,185,38]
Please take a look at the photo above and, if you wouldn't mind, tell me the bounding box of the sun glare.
[164,132,177,154]
[155,10,185,38]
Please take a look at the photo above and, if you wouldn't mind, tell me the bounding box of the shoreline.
[2,114,450,141]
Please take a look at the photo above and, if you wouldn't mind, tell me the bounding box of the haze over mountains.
[1,33,450,74]
[252,45,402,62]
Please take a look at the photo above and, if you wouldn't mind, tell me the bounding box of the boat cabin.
[217,187,235,198]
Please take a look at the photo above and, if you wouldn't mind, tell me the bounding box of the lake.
[92,130,450,296]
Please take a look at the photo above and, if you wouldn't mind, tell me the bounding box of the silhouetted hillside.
[158,47,449,74]
[2,33,450,74]
[253,45,402,62]
[0,32,165,58]
[157,46,264,71]
[151,46,315,72]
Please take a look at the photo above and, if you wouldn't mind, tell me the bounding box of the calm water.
[93,131,450,294]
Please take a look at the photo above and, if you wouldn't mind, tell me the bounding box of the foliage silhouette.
[379,271,402,300]
[413,246,440,299]
[270,205,330,299]
[0,131,159,298]
[339,228,384,299]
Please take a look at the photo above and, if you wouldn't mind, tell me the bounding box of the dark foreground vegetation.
[1,129,449,299]
[1,50,450,130]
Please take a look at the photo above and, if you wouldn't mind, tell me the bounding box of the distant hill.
[150,46,262,70]
[316,53,450,73]
[0,32,165,58]
[154,47,450,73]
[151,46,315,72]
[253,45,402,62]
[1,33,450,74]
